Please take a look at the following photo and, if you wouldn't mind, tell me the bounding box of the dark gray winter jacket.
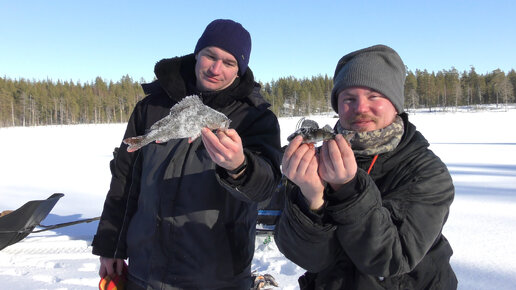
[92,54,282,289]
[275,113,457,289]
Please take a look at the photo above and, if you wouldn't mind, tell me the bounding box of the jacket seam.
[114,150,141,258]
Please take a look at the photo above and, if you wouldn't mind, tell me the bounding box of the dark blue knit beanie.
[194,19,251,76]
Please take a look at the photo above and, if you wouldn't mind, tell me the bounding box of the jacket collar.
[152,54,261,109]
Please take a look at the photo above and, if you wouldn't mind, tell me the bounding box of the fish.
[287,118,354,145]
[287,118,336,144]
[252,273,279,290]
[123,95,231,152]
[287,125,336,144]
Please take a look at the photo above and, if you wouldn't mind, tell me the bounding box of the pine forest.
[1,67,515,127]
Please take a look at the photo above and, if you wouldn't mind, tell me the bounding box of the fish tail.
[123,136,144,152]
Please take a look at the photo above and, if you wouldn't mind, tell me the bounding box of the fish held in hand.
[123,95,230,152]
[287,118,336,144]
[287,118,354,145]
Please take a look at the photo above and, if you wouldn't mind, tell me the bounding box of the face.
[195,46,239,92]
[337,86,398,132]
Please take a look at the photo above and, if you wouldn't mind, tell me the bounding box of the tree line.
[262,67,516,117]
[1,67,515,127]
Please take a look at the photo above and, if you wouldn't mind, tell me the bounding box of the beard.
[345,114,378,132]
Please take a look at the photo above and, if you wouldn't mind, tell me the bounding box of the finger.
[213,130,242,163]
[321,140,338,178]
[217,130,241,153]
[105,262,114,277]
[222,128,241,144]
[335,134,350,155]
[99,264,107,278]
[116,259,124,276]
[202,129,239,167]
[307,152,319,175]
[214,130,245,169]
[284,143,311,178]
[282,135,303,168]
[201,128,218,145]
[335,134,355,165]
[201,128,222,156]
[204,141,224,163]
[205,129,234,156]
[295,146,316,176]
[320,141,334,174]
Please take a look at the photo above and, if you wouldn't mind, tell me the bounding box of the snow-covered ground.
[1,106,515,290]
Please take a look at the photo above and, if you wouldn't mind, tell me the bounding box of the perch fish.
[287,118,336,144]
[123,95,230,152]
[287,118,354,144]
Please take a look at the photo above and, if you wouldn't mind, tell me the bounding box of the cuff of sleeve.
[216,153,251,187]
[294,190,326,225]
[325,174,360,203]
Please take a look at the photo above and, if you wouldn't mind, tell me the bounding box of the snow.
[1,106,516,290]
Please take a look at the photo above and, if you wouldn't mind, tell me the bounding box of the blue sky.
[1,0,515,84]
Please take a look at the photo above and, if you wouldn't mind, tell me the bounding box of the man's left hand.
[201,127,245,171]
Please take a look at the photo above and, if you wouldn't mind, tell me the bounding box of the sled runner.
[0,193,99,251]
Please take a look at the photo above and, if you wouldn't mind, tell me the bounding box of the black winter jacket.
[275,113,457,289]
[92,54,282,289]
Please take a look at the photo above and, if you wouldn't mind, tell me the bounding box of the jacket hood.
[153,54,264,109]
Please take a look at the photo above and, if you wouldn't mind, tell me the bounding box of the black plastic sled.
[0,193,99,251]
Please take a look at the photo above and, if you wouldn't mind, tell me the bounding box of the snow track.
[0,234,99,289]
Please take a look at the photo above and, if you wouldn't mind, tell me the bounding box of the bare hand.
[201,128,245,171]
[282,135,325,210]
[319,134,357,191]
[99,257,124,278]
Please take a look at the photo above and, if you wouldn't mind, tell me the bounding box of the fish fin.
[287,132,298,142]
[156,136,171,143]
[300,119,319,129]
[188,132,201,143]
[149,114,173,131]
[322,124,333,131]
[123,136,144,152]
[295,117,305,130]
[343,132,355,144]
[150,96,200,131]
[169,95,203,115]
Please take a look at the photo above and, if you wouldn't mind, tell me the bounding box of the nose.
[209,60,223,74]
[354,96,369,113]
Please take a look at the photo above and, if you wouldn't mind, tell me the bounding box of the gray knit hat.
[331,45,406,113]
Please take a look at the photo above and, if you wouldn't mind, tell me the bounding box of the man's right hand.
[99,257,125,278]
[282,135,325,210]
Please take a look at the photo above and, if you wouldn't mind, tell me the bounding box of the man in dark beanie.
[276,44,457,289]
[92,19,282,289]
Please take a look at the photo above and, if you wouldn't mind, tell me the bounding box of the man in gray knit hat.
[276,45,457,289]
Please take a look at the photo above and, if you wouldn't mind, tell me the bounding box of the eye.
[340,96,355,104]
[367,90,386,100]
[224,60,237,67]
